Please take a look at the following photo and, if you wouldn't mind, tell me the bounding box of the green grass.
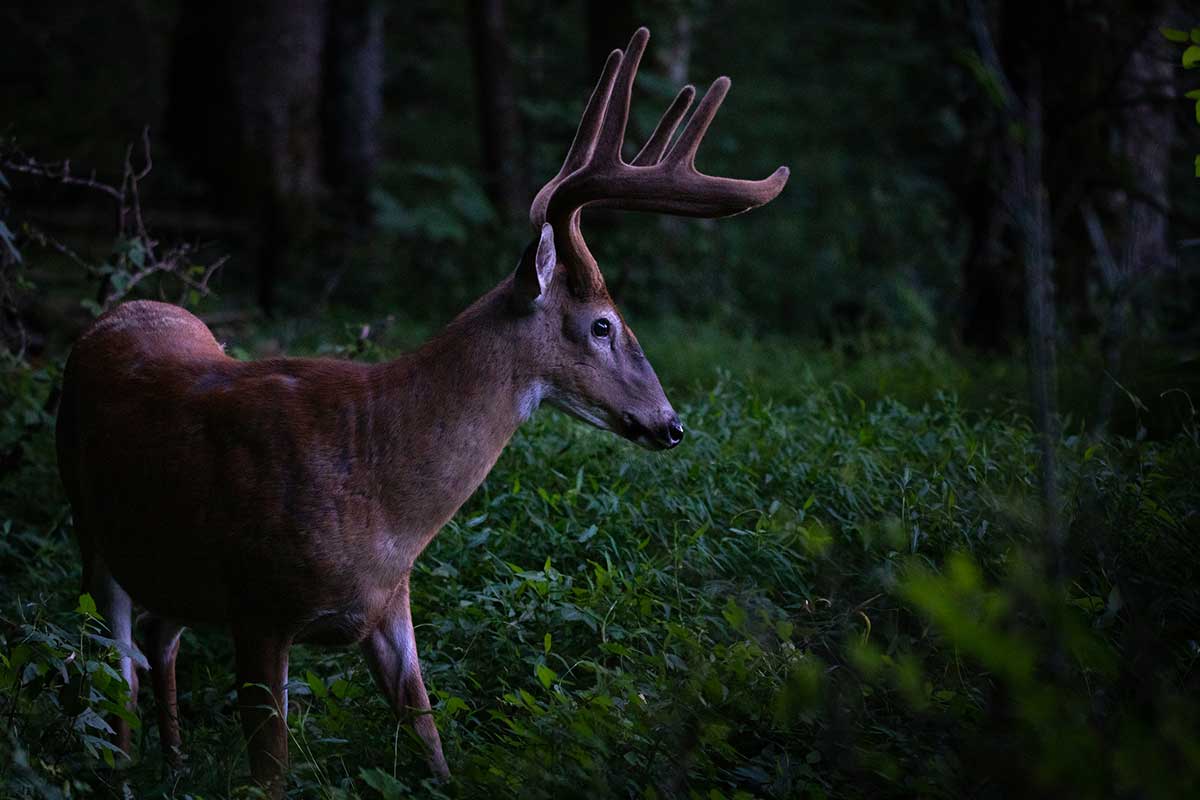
[2,324,1199,799]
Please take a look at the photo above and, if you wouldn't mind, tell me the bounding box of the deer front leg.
[233,630,291,798]
[138,614,185,768]
[360,579,450,780]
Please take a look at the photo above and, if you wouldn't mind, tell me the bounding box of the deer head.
[509,27,789,450]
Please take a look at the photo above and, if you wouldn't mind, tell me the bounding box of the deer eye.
[590,318,611,338]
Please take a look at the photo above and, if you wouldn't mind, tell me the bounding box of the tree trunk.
[969,0,1062,559]
[1012,78,1062,557]
[586,0,634,75]
[467,0,527,223]
[954,5,1023,352]
[167,0,328,314]
[1091,13,1176,428]
[323,0,384,222]
[1113,13,1175,286]
[958,164,1023,352]
[229,0,327,313]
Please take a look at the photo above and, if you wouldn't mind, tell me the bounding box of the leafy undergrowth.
[2,337,1199,798]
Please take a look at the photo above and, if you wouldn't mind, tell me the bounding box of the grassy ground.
[2,316,1198,798]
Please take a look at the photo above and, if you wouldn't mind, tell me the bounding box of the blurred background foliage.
[1,1,1193,352]
[2,0,1200,798]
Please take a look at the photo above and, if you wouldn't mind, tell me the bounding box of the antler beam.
[530,27,790,298]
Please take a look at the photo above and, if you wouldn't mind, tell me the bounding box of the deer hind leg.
[137,614,186,768]
[359,580,450,780]
[84,556,138,756]
[232,630,291,798]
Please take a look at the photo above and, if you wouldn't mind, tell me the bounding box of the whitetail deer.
[55,27,786,794]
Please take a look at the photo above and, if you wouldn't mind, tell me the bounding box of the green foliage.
[1,593,143,789]
[2,326,1198,797]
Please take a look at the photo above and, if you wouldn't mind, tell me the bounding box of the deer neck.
[367,280,539,555]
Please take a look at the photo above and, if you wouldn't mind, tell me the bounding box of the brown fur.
[56,261,678,792]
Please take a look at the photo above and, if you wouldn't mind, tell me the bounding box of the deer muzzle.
[623,409,685,450]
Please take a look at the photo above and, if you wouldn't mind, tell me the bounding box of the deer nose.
[664,414,685,448]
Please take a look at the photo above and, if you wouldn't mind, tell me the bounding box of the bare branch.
[0,157,123,203]
[1,130,226,319]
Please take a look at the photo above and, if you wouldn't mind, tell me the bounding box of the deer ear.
[512,223,557,311]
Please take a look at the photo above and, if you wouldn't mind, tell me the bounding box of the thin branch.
[0,158,122,203]
[21,224,92,272]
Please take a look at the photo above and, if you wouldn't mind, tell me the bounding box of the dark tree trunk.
[1111,13,1175,292]
[586,0,635,75]
[322,0,384,223]
[1088,11,1175,430]
[167,0,328,314]
[955,0,1171,354]
[165,2,238,191]
[1013,77,1062,558]
[958,163,1023,351]
[969,0,1062,559]
[228,0,327,313]
[954,4,1022,352]
[468,0,527,223]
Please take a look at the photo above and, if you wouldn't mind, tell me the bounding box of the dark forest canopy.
[1,1,1195,343]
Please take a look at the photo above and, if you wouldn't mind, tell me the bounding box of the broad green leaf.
[76,593,99,619]
[360,767,408,800]
[1161,26,1189,42]
[535,663,557,688]
[441,695,469,716]
[1183,45,1200,68]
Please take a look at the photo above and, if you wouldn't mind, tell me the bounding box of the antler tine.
[528,26,790,299]
[592,27,649,164]
[664,77,730,169]
[529,47,623,227]
[589,74,789,218]
[631,85,695,166]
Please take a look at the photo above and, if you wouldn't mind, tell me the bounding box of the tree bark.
[969,0,1062,558]
[954,4,1022,352]
[229,0,327,313]
[1095,13,1175,427]
[167,0,328,314]
[468,0,527,223]
[1013,80,1062,557]
[323,0,384,222]
[1073,11,1174,433]
[1112,10,1175,286]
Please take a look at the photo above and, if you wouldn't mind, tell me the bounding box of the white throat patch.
[517,381,546,423]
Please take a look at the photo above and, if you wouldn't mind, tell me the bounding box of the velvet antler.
[530,27,790,298]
